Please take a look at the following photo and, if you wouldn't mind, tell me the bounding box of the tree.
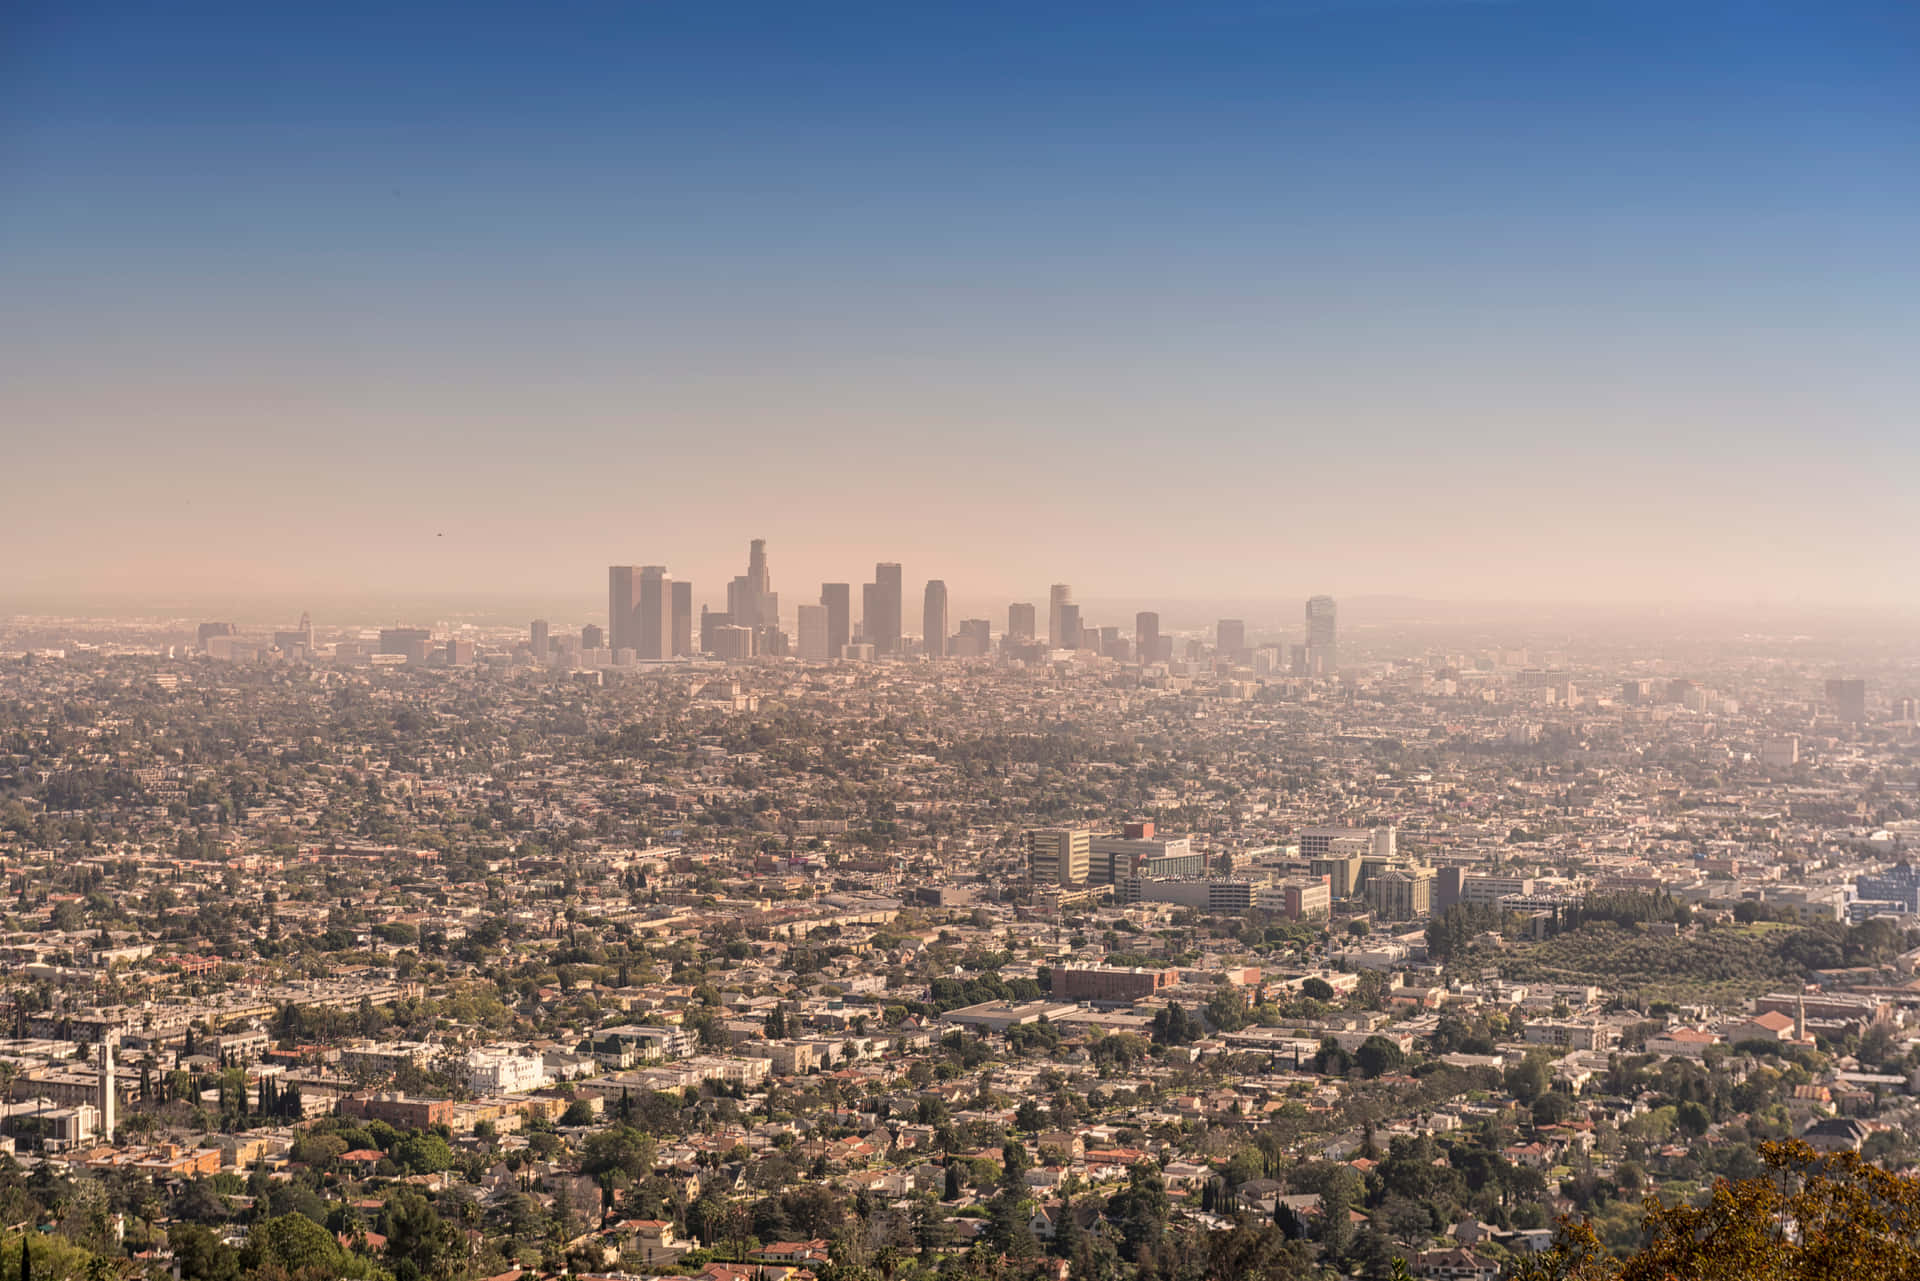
[169,1224,240,1281]
[243,1213,348,1276]
[944,1162,964,1202]
[1354,1035,1405,1079]
[1505,1053,1553,1106]
[1516,1139,1920,1280]
[1301,977,1336,1003]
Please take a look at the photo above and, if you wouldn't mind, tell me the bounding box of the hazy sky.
[3,0,1916,612]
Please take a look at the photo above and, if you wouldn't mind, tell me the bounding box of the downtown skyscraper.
[608,566,641,654]
[1305,594,1338,672]
[866,562,903,654]
[1048,584,1073,649]
[819,583,851,660]
[923,580,949,659]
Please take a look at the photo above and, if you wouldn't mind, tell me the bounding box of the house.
[1645,1027,1719,1059]
[1414,1247,1501,1281]
[1802,1117,1870,1153]
[751,1240,833,1268]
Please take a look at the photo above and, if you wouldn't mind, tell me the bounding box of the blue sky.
[3,0,1916,609]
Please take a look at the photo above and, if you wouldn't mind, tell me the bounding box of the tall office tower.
[670,581,693,656]
[956,618,991,657]
[1008,602,1036,641]
[581,623,604,651]
[820,583,851,659]
[1217,618,1246,657]
[530,619,551,662]
[923,580,949,658]
[1048,584,1073,648]
[197,621,235,649]
[1057,603,1082,650]
[699,607,728,655]
[608,566,643,653]
[1304,594,1338,672]
[860,584,879,646]
[1026,827,1092,886]
[1825,678,1868,724]
[867,563,903,653]
[795,604,830,660]
[1135,611,1160,665]
[637,566,672,659]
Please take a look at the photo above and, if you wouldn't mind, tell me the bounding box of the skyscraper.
[956,618,991,656]
[727,538,778,635]
[820,583,851,659]
[1826,678,1868,724]
[638,566,672,659]
[1135,611,1160,665]
[1058,603,1082,650]
[670,581,693,657]
[867,563,903,654]
[608,566,642,653]
[923,580,949,659]
[1008,602,1036,642]
[1216,618,1246,657]
[530,619,550,662]
[1048,584,1073,649]
[1305,595,1338,672]
[796,604,830,661]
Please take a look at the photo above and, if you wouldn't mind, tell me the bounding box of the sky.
[2,0,1916,616]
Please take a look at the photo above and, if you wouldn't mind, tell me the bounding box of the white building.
[464,1048,550,1095]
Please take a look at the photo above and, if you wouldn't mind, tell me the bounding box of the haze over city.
[5,0,1917,613]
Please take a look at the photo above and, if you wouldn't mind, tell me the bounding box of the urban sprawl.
[2,542,1917,1281]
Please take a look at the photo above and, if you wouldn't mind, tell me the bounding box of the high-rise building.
[711,625,755,660]
[378,627,433,662]
[727,538,778,638]
[867,563,903,654]
[796,604,830,661]
[1364,866,1434,921]
[1027,827,1092,886]
[581,624,604,652]
[1057,603,1082,650]
[1135,612,1160,666]
[699,608,727,655]
[923,580,949,659]
[637,566,672,660]
[820,583,851,659]
[530,619,550,662]
[608,566,642,653]
[1304,595,1337,672]
[1826,679,1868,724]
[196,621,236,650]
[1008,602,1036,642]
[956,618,991,657]
[1048,584,1073,649]
[1217,618,1246,658]
[670,581,693,657]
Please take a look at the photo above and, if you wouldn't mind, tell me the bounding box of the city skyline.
[4,1,1917,608]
